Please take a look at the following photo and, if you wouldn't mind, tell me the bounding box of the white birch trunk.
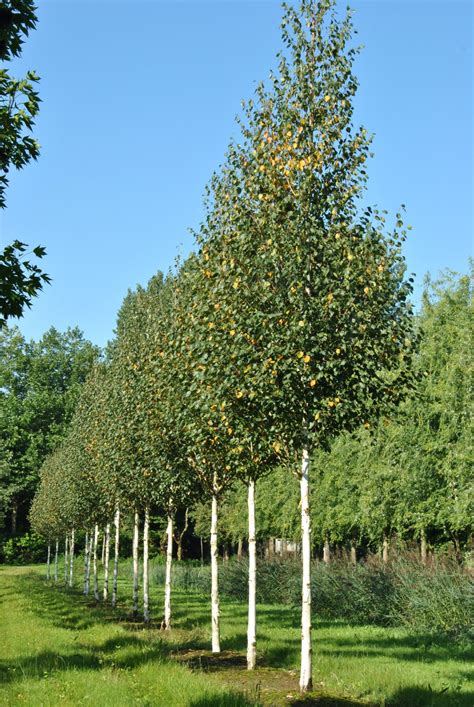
[382,533,389,564]
[143,507,150,625]
[210,490,220,653]
[46,543,51,580]
[64,535,69,583]
[83,532,89,595]
[101,532,105,565]
[103,523,110,601]
[323,537,330,564]
[162,512,173,630]
[112,507,120,608]
[132,510,139,616]
[299,446,312,692]
[420,527,427,565]
[247,479,257,670]
[54,539,59,582]
[93,524,99,601]
[69,528,75,587]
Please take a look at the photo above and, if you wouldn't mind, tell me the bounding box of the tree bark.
[54,539,59,582]
[64,535,69,583]
[46,543,51,580]
[143,507,150,625]
[420,528,427,565]
[101,532,105,565]
[103,523,110,601]
[210,489,221,653]
[162,512,173,630]
[112,507,120,608]
[175,507,188,562]
[132,510,139,616]
[69,528,75,587]
[350,539,357,565]
[299,446,312,692]
[237,538,243,560]
[93,524,99,601]
[267,537,275,559]
[11,500,17,535]
[323,537,330,564]
[83,532,89,595]
[382,533,389,564]
[200,536,204,566]
[247,479,257,670]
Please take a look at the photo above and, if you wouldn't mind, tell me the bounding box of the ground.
[0,564,472,706]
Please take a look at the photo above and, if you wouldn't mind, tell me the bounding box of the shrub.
[2,532,47,564]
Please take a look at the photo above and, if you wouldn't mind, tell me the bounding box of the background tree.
[0,0,49,324]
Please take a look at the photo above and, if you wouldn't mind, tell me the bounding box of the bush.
[2,532,47,564]
[152,554,474,640]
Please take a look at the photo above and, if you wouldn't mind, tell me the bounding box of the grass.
[0,559,472,706]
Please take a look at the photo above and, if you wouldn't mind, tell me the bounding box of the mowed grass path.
[0,563,472,706]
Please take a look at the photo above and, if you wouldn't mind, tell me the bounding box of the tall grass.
[152,554,473,640]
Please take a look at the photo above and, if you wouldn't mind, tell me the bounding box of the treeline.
[0,326,99,536]
[22,0,471,694]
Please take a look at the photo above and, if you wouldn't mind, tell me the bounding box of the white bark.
[103,523,110,601]
[54,539,59,582]
[69,528,75,587]
[382,533,389,564]
[132,510,139,616]
[46,543,51,580]
[210,490,220,653]
[350,539,357,565]
[299,446,312,692]
[64,535,69,583]
[112,507,120,608]
[93,524,99,601]
[143,507,150,625]
[83,532,89,595]
[162,512,173,630]
[323,537,330,564]
[247,479,257,670]
[420,527,427,565]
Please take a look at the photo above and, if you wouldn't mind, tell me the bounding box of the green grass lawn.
[0,561,472,706]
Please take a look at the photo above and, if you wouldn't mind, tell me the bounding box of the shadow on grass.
[4,573,473,707]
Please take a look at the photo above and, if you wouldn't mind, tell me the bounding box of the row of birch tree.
[30,0,419,692]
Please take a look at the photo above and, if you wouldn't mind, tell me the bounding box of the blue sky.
[1,0,472,349]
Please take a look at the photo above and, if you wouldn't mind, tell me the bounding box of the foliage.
[0,0,49,325]
[1,530,45,563]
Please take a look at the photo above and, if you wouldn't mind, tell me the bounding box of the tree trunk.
[175,507,188,562]
[223,544,229,562]
[46,543,51,580]
[420,527,427,565]
[101,532,105,565]
[64,535,69,583]
[83,532,89,595]
[382,533,389,564]
[267,537,275,559]
[247,479,257,670]
[350,539,357,565]
[237,538,243,560]
[200,536,204,566]
[162,512,173,630]
[69,528,75,587]
[210,489,220,653]
[132,510,139,616]
[11,500,17,535]
[299,446,312,693]
[54,539,59,582]
[143,507,150,625]
[93,524,99,601]
[323,537,330,564]
[112,507,120,608]
[103,523,110,601]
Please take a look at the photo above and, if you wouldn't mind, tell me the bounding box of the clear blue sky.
[1,0,472,349]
